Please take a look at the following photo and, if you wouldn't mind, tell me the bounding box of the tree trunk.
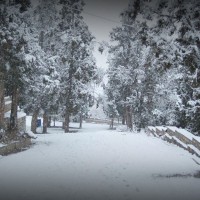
[122,114,126,125]
[31,108,39,133]
[0,72,5,129]
[9,86,19,136]
[47,116,51,127]
[126,106,133,131]
[43,111,48,134]
[110,118,114,129]
[53,117,56,127]
[64,112,70,133]
[79,113,82,129]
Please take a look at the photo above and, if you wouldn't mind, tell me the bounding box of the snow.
[177,128,194,141]
[88,104,107,120]
[0,117,200,200]
[166,126,179,132]
[4,111,10,118]
[5,100,11,105]
[25,130,37,139]
[4,111,26,119]
[171,136,188,149]
[163,133,173,140]
[167,127,200,142]
[60,33,69,43]
[116,125,128,132]
[147,126,156,131]
[17,111,26,118]
[24,54,36,63]
[0,143,5,147]
[188,145,200,156]
[193,136,200,143]
[4,96,10,100]
[155,126,167,131]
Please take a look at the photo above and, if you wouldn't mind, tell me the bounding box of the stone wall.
[0,137,31,156]
[166,129,174,136]
[147,126,200,157]
[147,127,157,137]
[193,138,200,150]
[155,126,167,136]
[174,130,193,144]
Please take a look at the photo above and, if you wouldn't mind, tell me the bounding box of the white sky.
[82,0,129,69]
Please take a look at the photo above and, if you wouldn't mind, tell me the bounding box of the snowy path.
[0,123,200,200]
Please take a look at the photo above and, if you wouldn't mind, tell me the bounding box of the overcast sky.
[82,0,129,69]
[83,0,129,41]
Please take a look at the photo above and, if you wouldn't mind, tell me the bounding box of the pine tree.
[20,0,61,133]
[57,0,97,132]
[106,1,155,130]
[0,1,30,136]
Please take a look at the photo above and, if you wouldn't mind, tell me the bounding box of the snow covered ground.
[0,117,200,200]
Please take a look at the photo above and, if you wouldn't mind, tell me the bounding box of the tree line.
[104,0,200,135]
[0,0,98,136]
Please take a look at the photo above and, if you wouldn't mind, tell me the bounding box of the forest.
[104,0,200,135]
[0,0,200,138]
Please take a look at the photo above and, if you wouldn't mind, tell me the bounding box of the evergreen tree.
[0,1,31,135]
[57,0,97,132]
[110,0,200,134]
[137,0,200,134]
[106,1,155,130]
